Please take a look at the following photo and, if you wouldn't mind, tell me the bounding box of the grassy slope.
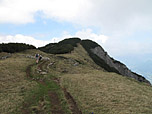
[59,44,152,114]
[0,51,38,113]
[0,49,71,114]
[1,45,152,114]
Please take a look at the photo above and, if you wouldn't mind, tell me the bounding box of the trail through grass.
[22,60,71,114]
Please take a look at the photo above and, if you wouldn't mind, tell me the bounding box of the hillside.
[39,38,150,84]
[0,41,152,114]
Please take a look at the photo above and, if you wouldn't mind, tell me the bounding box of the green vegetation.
[0,50,71,114]
[24,74,70,114]
[39,38,120,74]
[39,38,81,54]
[0,43,36,53]
[21,53,71,114]
[1,40,152,114]
[59,44,152,114]
[58,38,81,47]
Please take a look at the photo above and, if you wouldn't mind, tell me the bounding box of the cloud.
[0,29,108,47]
[57,29,109,44]
[0,0,152,33]
[0,0,91,24]
[102,36,152,57]
[74,29,108,44]
[46,29,109,47]
[0,34,50,47]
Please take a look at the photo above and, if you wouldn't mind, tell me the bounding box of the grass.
[57,44,152,114]
[61,70,152,114]
[0,53,37,114]
[21,57,71,114]
[24,83,51,113]
[1,44,152,114]
[0,50,71,114]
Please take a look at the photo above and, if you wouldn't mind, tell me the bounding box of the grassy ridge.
[39,38,121,74]
[1,44,152,114]
[39,38,81,54]
[81,40,120,74]
[59,44,152,114]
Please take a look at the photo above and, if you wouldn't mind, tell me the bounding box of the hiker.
[35,53,39,64]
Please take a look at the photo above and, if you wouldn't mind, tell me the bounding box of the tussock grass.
[0,52,10,58]
[1,45,152,114]
[58,44,103,70]
[0,53,37,114]
[22,58,71,114]
[61,70,152,114]
[59,44,152,114]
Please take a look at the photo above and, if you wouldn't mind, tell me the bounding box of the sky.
[0,0,152,82]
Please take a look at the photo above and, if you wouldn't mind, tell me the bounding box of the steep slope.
[39,38,150,84]
[57,44,152,114]
[1,45,152,114]
[81,40,150,84]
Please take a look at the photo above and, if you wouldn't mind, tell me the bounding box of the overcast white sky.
[0,0,152,82]
[0,0,152,56]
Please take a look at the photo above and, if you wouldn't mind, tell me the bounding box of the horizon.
[0,0,152,82]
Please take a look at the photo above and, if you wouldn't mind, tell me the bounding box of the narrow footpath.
[22,59,82,114]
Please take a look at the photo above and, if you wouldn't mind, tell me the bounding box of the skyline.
[0,0,152,82]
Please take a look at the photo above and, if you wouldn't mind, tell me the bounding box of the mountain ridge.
[39,38,151,85]
[1,42,152,113]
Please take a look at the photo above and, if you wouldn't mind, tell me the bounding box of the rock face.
[91,46,151,85]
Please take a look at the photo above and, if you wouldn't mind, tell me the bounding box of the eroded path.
[22,59,82,114]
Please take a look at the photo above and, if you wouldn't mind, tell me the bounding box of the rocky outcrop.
[0,53,11,60]
[91,46,151,85]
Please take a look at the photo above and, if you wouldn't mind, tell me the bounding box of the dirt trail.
[63,88,82,114]
[38,61,64,114]
[23,59,82,114]
[22,63,35,114]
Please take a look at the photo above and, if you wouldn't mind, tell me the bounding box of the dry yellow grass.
[61,70,152,114]
[1,45,152,114]
[59,44,152,114]
[58,44,103,70]
[0,52,38,114]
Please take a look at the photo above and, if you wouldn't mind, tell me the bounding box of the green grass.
[22,59,71,114]
[1,44,152,114]
[24,75,71,114]
[23,82,51,113]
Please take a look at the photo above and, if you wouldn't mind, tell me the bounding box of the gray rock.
[91,46,151,85]
[40,72,47,75]
[74,62,79,66]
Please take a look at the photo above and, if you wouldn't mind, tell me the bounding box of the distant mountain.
[131,60,152,83]
[39,38,151,85]
[115,55,152,84]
